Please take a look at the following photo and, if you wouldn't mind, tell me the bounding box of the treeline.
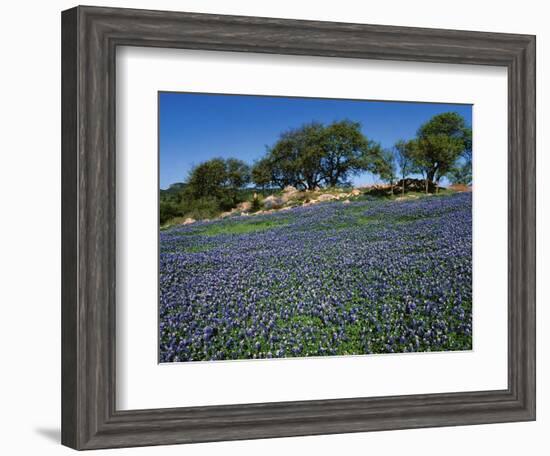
[160,112,472,225]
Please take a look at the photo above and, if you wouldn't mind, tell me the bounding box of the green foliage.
[251,120,381,190]
[191,218,289,236]
[320,120,381,187]
[159,183,186,224]
[252,122,324,190]
[186,158,227,199]
[394,139,417,194]
[251,157,273,190]
[373,148,397,186]
[225,158,251,190]
[417,111,468,139]
[160,201,181,225]
[250,194,262,213]
[179,196,223,220]
[449,160,472,185]
[413,112,471,188]
[180,157,251,219]
[186,157,250,204]
[159,159,252,226]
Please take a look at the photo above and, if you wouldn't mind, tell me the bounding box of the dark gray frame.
[61,5,536,450]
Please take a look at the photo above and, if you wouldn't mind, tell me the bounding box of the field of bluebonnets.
[159,192,472,362]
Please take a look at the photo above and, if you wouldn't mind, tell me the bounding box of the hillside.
[159,192,472,362]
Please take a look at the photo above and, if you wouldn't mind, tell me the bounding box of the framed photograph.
[61,5,536,450]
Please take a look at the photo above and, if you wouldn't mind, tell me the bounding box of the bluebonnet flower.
[159,193,472,362]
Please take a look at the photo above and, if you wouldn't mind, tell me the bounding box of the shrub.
[250,195,262,213]
[179,196,221,220]
[160,201,181,225]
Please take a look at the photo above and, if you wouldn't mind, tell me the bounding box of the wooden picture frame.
[61,5,536,450]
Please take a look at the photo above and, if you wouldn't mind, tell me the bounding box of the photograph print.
[159,93,473,363]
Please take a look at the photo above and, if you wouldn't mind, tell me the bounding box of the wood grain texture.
[61,5,536,450]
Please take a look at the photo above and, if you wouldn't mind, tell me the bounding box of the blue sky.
[159,92,472,189]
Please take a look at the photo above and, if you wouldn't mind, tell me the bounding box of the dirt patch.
[448,184,472,192]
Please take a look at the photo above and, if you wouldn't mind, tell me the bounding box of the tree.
[295,123,325,190]
[413,112,471,193]
[225,158,251,204]
[406,139,430,194]
[185,157,250,209]
[462,126,472,162]
[394,139,415,195]
[251,157,273,190]
[259,125,319,190]
[448,160,472,185]
[449,126,473,186]
[373,148,397,194]
[319,120,380,187]
[226,158,251,189]
[186,158,228,200]
[254,120,380,190]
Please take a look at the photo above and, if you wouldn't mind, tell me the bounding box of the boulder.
[302,199,318,207]
[317,193,337,202]
[350,189,361,196]
[342,199,351,204]
[182,217,195,225]
[282,185,298,194]
[237,201,252,212]
[263,195,284,209]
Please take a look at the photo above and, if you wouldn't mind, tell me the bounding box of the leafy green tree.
[159,201,181,225]
[262,131,303,189]
[251,157,273,190]
[225,158,251,204]
[320,120,380,187]
[394,139,416,195]
[449,157,472,185]
[295,122,325,190]
[412,112,471,193]
[255,120,380,190]
[254,123,324,190]
[462,126,472,161]
[226,158,251,189]
[185,157,250,210]
[449,126,472,185]
[373,148,397,194]
[186,158,228,199]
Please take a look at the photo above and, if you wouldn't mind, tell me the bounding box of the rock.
[282,185,298,194]
[237,201,252,212]
[342,199,351,204]
[263,195,284,209]
[182,217,195,225]
[280,186,300,203]
[317,193,337,202]
[303,199,318,206]
[350,189,361,196]
[395,178,440,193]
